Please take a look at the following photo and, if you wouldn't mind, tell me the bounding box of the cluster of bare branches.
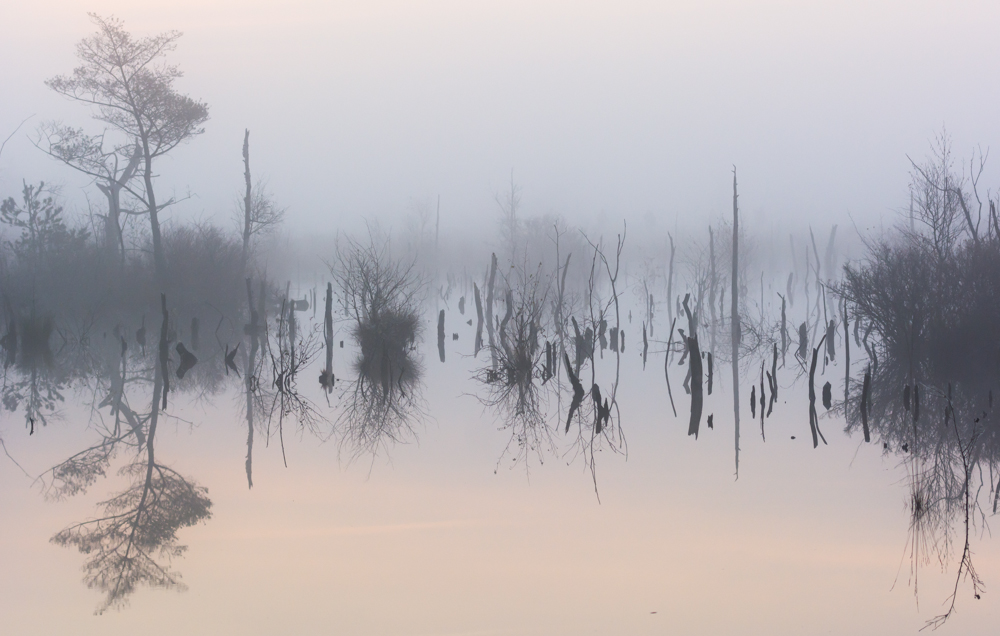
[473,260,556,473]
[836,135,1000,627]
[239,278,326,482]
[561,226,627,499]
[331,231,425,458]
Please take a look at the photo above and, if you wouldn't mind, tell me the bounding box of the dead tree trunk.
[245,278,260,488]
[667,233,676,327]
[731,170,741,477]
[324,282,333,393]
[473,283,484,356]
[241,129,252,273]
[709,226,717,362]
[486,253,498,369]
[96,144,141,265]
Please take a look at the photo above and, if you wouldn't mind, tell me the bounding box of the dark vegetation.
[839,137,1000,628]
[332,231,425,458]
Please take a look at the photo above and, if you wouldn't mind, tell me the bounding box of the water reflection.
[472,260,555,468]
[2,195,999,626]
[839,209,1000,626]
[332,233,425,457]
[37,300,211,612]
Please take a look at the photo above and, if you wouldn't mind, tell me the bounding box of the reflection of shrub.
[333,232,424,456]
[354,307,420,396]
[841,237,1000,453]
[840,228,999,628]
[837,136,1000,626]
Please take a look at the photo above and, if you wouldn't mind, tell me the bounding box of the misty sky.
[3,0,1000,237]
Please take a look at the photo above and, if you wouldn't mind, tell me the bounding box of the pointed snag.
[437,309,446,363]
[687,335,703,438]
[473,283,484,356]
[642,322,648,370]
[861,365,871,443]
[707,351,714,395]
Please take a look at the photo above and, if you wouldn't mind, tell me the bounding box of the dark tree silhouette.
[46,14,209,281]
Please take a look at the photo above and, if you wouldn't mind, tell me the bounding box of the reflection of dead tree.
[549,223,576,418]
[242,278,264,487]
[921,414,985,630]
[48,299,211,613]
[260,295,323,467]
[333,231,424,458]
[38,327,154,500]
[473,263,554,473]
[563,225,626,500]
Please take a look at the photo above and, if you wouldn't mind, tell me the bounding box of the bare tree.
[35,124,141,261]
[496,171,522,261]
[46,14,209,281]
[906,133,970,262]
[238,130,285,273]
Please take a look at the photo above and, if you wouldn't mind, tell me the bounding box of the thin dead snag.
[731,169,741,477]
[663,317,677,418]
[667,232,675,328]
[486,253,498,370]
[473,283,484,356]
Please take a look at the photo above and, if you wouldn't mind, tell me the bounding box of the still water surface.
[2,293,998,635]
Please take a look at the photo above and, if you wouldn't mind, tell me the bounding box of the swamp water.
[1,274,998,636]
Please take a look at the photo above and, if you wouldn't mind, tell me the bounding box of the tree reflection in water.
[40,296,212,612]
[839,216,1000,627]
[473,262,555,471]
